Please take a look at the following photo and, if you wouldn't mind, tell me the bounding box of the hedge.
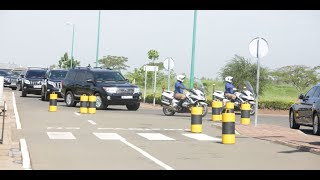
[142,94,295,110]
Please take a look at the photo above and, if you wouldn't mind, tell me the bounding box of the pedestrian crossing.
[46,131,222,142]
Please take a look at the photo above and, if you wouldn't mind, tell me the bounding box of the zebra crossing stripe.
[93,133,125,140]
[47,132,76,139]
[137,133,175,141]
[182,134,222,142]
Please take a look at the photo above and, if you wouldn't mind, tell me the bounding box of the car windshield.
[12,70,24,76]
[26,70,46,78]
[49,70,68,79]
[94,71,126,82]
[0,71,9,76]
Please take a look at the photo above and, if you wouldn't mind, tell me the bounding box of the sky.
[1,10,320,79]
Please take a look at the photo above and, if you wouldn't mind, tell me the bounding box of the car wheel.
[126,103,140,111]
[65,91,77,107]
[289,110,300,129]
[95,93,106,110]
[18,83,22,91]
[44,91,50,101]
[41,88,45,101]
[313,113,320,135]
[21,90,27,97]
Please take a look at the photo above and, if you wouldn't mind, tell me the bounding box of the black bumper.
[101,93,141,105]
[23,84,42,94]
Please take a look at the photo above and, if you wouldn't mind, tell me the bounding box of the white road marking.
[88,120,96,125]
[297,130,307,136]
[93,133,124,140]
[12,92,22,129]
[47,127,80,130]
[96,127,188,131]
[20,139,32,170]
[119,139,174,170]
[57,127,63,130]
[137,133,175,141]
[235,130,240,135]
[182,134,222,142]
[74,112,81,116]
[47,132,76,139]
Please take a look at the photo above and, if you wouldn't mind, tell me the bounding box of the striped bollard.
[225,101,234,113]
[241,103,251,125]
[49,93,57,112]
[222,109,235,144]
[88,95,96,114]
[191,107,202,133]
[80,94,88,114]
[212,100,222,121]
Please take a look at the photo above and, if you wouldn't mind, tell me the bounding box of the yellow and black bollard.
[225,101,234,113]
[240,103,251,125]
[222,109,235,144]
[212,100,222,121]
[80,94,88,114]
[88,95,96,114]
[49,92,57,112]
[191,107,203,133]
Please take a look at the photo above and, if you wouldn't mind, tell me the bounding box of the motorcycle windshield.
[194,79,205,93]
[244,81,254,95]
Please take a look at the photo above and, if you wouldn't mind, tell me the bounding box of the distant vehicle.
[21,69,47,97]
[289,83,320,135]
[7,68,27,90]
[0,70,13,87]
[41,69,68,101]
[61,67,141,110]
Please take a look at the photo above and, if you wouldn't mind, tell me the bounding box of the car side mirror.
[20,75,24,78]
[86,79,94,84]
[299,94,304,99]
[125,79,129,82]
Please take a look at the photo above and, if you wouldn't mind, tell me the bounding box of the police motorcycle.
[161,79,208,117]
[212,80,256,115]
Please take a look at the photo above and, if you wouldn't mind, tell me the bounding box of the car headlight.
[24,80,30,84]
[4,78,10,82]
[103,87,118,93]
[48,81,56,88]
[134,87,140,94]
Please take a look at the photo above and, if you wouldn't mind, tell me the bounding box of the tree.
[147,49,159,61]
[58,52,80,69]
[49,64,57,69]
[98,55,130,70]
[220,55,270,95]
[271,65,320,93]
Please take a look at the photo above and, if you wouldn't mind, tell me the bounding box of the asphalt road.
[9,88,320,170]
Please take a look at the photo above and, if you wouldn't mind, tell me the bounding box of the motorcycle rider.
[174,74,187,110]
[224,76,236,101]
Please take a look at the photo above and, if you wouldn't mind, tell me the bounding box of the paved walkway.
[0,91,22,170]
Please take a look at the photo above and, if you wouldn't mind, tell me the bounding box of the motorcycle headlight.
[24,80,30,84]
[103,87,118,93]
[134,87,140,94]
[48,81,56,88]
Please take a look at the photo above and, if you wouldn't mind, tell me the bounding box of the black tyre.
[250,104,255,115]
[313,113,320,135]
[65,91,77,107]
[163,107,175,116]
[41,87,46,101]
[200,104,208,117]
[95,93,106,110]
[18,83,22,91]
[126,103,140,111]
[21,90,27,97]
[289,110,300,129]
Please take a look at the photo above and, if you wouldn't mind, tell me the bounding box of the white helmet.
[225,76,233,83]
[177,74,186,82]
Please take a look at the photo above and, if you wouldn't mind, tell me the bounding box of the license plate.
[11,82,16,85]
[59,89,61,92]
[34,85,41,88]
[121,96,133,99]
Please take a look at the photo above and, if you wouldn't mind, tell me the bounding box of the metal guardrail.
[0,101,6,144]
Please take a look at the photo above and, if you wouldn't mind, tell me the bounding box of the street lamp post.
[66,22,75,69]
[96,10,101,68]
[189,10,198,89]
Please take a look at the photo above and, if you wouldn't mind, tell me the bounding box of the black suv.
[41,69,68,101]
[21,68,47,97]
[0,70,12,87]
[61,67,141,110]
[289,83,320,135]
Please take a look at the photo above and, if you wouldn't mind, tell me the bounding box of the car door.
[298,86,317,124]
[83,71,95,95]
[305,86,320,125]
[74,70,87,97]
